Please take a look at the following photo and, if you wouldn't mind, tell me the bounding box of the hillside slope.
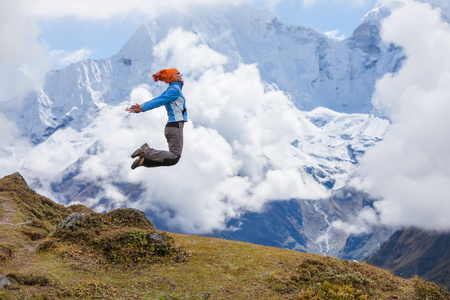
[365,227,450,291]
[0,173,448,299]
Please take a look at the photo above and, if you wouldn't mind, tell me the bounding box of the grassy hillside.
[0,173,448,299]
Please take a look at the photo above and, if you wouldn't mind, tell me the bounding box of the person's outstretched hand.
[125,103,143,113]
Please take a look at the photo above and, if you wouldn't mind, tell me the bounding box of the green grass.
[0,173,448,299]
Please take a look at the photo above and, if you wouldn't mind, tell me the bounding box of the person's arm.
[125,84,181,114]
[141,86,180,112]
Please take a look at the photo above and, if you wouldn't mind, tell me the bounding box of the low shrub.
[45,208,186,264]
[7,273,50,286]
[0,245,13,265]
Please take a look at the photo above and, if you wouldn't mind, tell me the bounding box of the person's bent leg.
[135,122,184,168]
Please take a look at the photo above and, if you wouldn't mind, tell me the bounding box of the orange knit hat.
[152,68,180,83]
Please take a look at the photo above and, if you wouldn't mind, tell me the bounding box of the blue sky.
[273,0,377,36]
[32,0,378,69]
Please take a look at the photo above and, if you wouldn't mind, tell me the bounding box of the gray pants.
[142,122,184,168]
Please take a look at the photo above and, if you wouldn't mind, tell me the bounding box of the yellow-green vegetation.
[40,208,187,264]
[0,246,12,265]
[0,173,448,299]
[0,172,94,238]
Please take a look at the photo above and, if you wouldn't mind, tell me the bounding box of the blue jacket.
[141,82,187,123]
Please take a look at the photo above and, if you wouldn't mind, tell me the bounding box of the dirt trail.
[0,193,16,225]
[0,194,40,265]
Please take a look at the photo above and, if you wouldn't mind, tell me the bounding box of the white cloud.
[20,0,247,20]
[351,0,450,232]
[323,29,346,40]
[137,34,330,231]
[302,0,372,8]
[0,112,31,176]
[48,48,92,69]
[251,0,284,10]
[0,1,49,102]
[16,28,329,234]
[130,59,331,231]
[152,28,228,77]
[331,206,381,235]
[0,2,39,176]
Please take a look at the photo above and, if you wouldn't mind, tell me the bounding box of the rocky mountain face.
[208,187,393,261]
[7,3,404,143]
[365,227,450,291]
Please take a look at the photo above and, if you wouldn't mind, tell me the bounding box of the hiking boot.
[131,157,145,170]
[131,143,149,158]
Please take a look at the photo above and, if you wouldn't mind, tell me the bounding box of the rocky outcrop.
[0,275,12,289]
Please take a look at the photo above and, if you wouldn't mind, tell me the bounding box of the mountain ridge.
[7,1,403,143]
[365,227,450,291]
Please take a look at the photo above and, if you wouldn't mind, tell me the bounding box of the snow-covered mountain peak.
[360,0,402,25]
[362,0,450,26]
[117,2,404,114]
[4,1,407,148]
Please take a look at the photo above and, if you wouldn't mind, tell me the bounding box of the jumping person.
[125,68,187,169]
